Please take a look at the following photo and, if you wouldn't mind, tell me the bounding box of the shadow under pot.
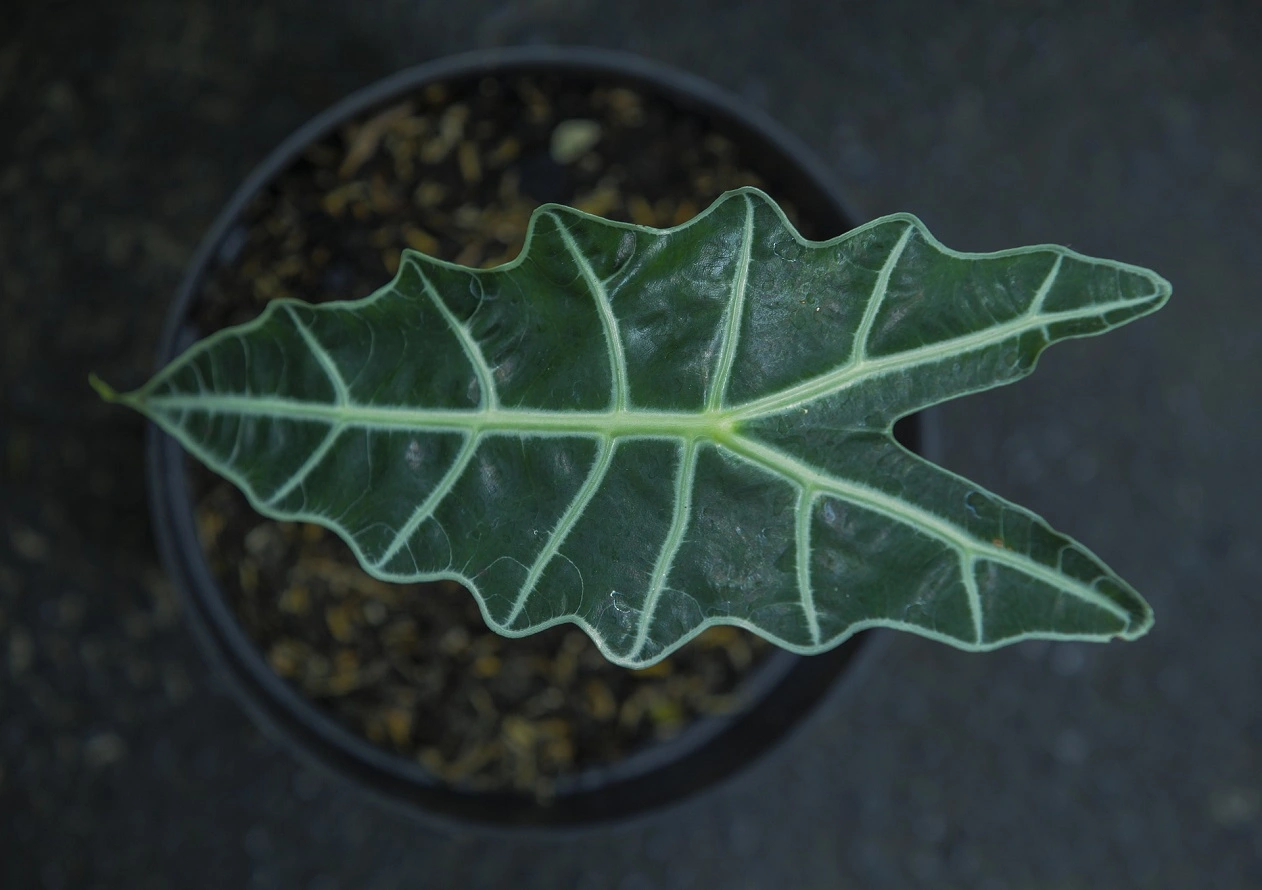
[147,46,929,831]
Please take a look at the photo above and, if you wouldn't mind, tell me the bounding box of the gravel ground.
[2,1,1259,887]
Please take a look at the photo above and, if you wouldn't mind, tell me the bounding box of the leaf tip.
[1120,606,1156,641]
[1148,269,1174,308]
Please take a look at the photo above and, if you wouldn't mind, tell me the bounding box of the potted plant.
[94,47,1169,829]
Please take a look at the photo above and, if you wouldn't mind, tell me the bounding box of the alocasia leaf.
[95,188,1170,667]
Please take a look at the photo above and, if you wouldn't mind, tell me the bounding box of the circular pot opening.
[148,47,921,831]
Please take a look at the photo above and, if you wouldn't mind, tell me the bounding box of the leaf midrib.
[144,385,1133,633]
[722,434,1134,631]
[144,282,1147,439]
[141,394,741,438]
[730,290,1150,421]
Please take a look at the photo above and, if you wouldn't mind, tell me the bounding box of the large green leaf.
[97,188,1170,667]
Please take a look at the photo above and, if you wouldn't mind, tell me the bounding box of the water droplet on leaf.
[773,238,804,261]
[614,231,636,270]
[964,490,985,518]
[404,439,424,471]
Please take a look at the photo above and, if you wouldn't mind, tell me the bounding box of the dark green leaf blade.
[107,188,1170,666]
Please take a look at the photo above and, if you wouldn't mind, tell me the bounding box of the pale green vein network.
[113,187,1170,666]
[139,283,1152,436]
[721,433,1133,627]
[729,292,1149,422]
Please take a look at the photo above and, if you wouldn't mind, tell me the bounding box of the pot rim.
[147,44,922,834]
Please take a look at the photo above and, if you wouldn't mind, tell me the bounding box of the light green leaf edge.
[98,187,1171,668]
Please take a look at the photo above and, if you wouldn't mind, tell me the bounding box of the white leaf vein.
[630,441,700,659]
[706,194,754,411]
[373,434,482,570]
[547,211,629,410]
[262,422,345,507]
[505,437,617,626]
[730,292,1150,422]
[852,223,915,363]
[796,487,821,645]
[142,198,1164,662]
[723,433,1131,626]
[414,264,498,410]
[285,305,349,406]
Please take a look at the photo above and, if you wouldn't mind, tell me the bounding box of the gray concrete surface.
[2,1,1259,887]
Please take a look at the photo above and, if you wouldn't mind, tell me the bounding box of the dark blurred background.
[2,1,1259,887]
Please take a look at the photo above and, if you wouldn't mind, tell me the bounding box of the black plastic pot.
[148,46,931,832]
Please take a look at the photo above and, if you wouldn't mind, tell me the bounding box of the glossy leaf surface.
[101,188,1170,666]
